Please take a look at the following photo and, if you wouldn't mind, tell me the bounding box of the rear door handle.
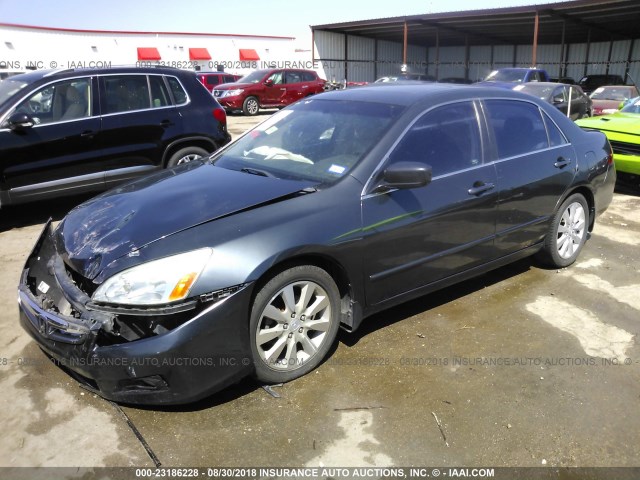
[554,157,571,168]
[160,120,174,128]
[80,130,96,138]
[468,182,495,196]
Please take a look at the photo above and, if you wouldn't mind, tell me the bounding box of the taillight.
[605,140,614,165]
[213,107,226,127]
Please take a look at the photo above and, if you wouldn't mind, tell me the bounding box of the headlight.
[222,89,244,97]
[92,248,213,305]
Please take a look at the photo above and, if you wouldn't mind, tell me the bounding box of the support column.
[403,21,408,66]
[532,11,539,67]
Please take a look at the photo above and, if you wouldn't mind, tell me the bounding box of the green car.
[576,97,640,175]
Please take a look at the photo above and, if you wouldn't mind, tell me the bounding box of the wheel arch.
[560,185,596,231]
[250,253,358,331]
[162,137,218,167]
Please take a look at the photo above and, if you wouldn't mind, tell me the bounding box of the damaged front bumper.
[18,220,254,405]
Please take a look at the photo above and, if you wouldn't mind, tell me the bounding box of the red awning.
[239,49,260,61]
[137,47,161,60]
[189,47,211,60]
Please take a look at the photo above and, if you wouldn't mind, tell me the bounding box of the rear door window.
[285,71,303,84]
[483,100,549,159]
[102,75,150,114]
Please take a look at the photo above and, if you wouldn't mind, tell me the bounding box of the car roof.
[316,82,548,107]
[9,66,195,84]
[494,67,541,71]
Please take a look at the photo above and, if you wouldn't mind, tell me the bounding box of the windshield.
[621,97,640,114]
[590,87,634,101]
[485,70,526,82]
[516,84,554,99]
[212,98,404,185]
[237,70,270,84]
[0,78,30,106]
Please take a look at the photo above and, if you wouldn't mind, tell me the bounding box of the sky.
[0,0,573,46]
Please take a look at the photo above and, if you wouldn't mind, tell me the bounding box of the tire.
[166,146,210,168]
[249,265,341,384]
[537,193,589,268]
[242,96,259,116]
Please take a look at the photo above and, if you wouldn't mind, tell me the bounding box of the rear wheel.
[166,146,209,167]
[537,193,589,268]
[249,265,340,384]
[242,96,259,116]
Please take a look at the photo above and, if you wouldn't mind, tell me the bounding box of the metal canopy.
[311,0,640,47]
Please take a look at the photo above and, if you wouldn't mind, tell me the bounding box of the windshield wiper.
[241,167,275,178]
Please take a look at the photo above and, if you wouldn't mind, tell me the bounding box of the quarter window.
[484,100,549,159]
[149,76,171,108]
[166,76,188,105]
[542,112,568,147]
[387,101,482,177]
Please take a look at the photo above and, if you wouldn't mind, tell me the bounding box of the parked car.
[576,97,640,177]
[577,74,626,95]
[374,73,435,83]
[0,70,27,81]
[476,67,550,89]
[19,84,615,404]
[213,68,325,115]
[0,66,230,208]
[196,72,242,92]
[513,82,592,119]
[589,85,640,116]
[549,77,576,85]
[438,77,473,84]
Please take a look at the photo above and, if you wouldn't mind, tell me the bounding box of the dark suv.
[578,74,626,95]
[0,66,231,208]
[213,68,325,115]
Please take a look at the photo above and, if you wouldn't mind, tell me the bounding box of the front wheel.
[166,146,209,167]
[537,193,589,268]
[249,265,341,384]
[242,96,259,116]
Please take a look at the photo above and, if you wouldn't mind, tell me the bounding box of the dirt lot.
[0,112,639,471]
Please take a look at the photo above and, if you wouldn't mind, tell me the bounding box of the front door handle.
[468,182,495,196]
[80,130,96,138]
[554,157,571,168]
[160,120,174,128]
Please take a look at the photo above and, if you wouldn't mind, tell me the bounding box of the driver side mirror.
[372,161,432,193]
[7,112,35,131]
[552,95,564,105]
[264,79,274,87]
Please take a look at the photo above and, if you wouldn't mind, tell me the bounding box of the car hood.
[576,112,640,135]
[215,82,255,90]
[56,163,315,280]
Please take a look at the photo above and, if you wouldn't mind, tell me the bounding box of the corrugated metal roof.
[312,0,640,47]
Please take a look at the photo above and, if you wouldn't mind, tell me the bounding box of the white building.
[0,22,312,76]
